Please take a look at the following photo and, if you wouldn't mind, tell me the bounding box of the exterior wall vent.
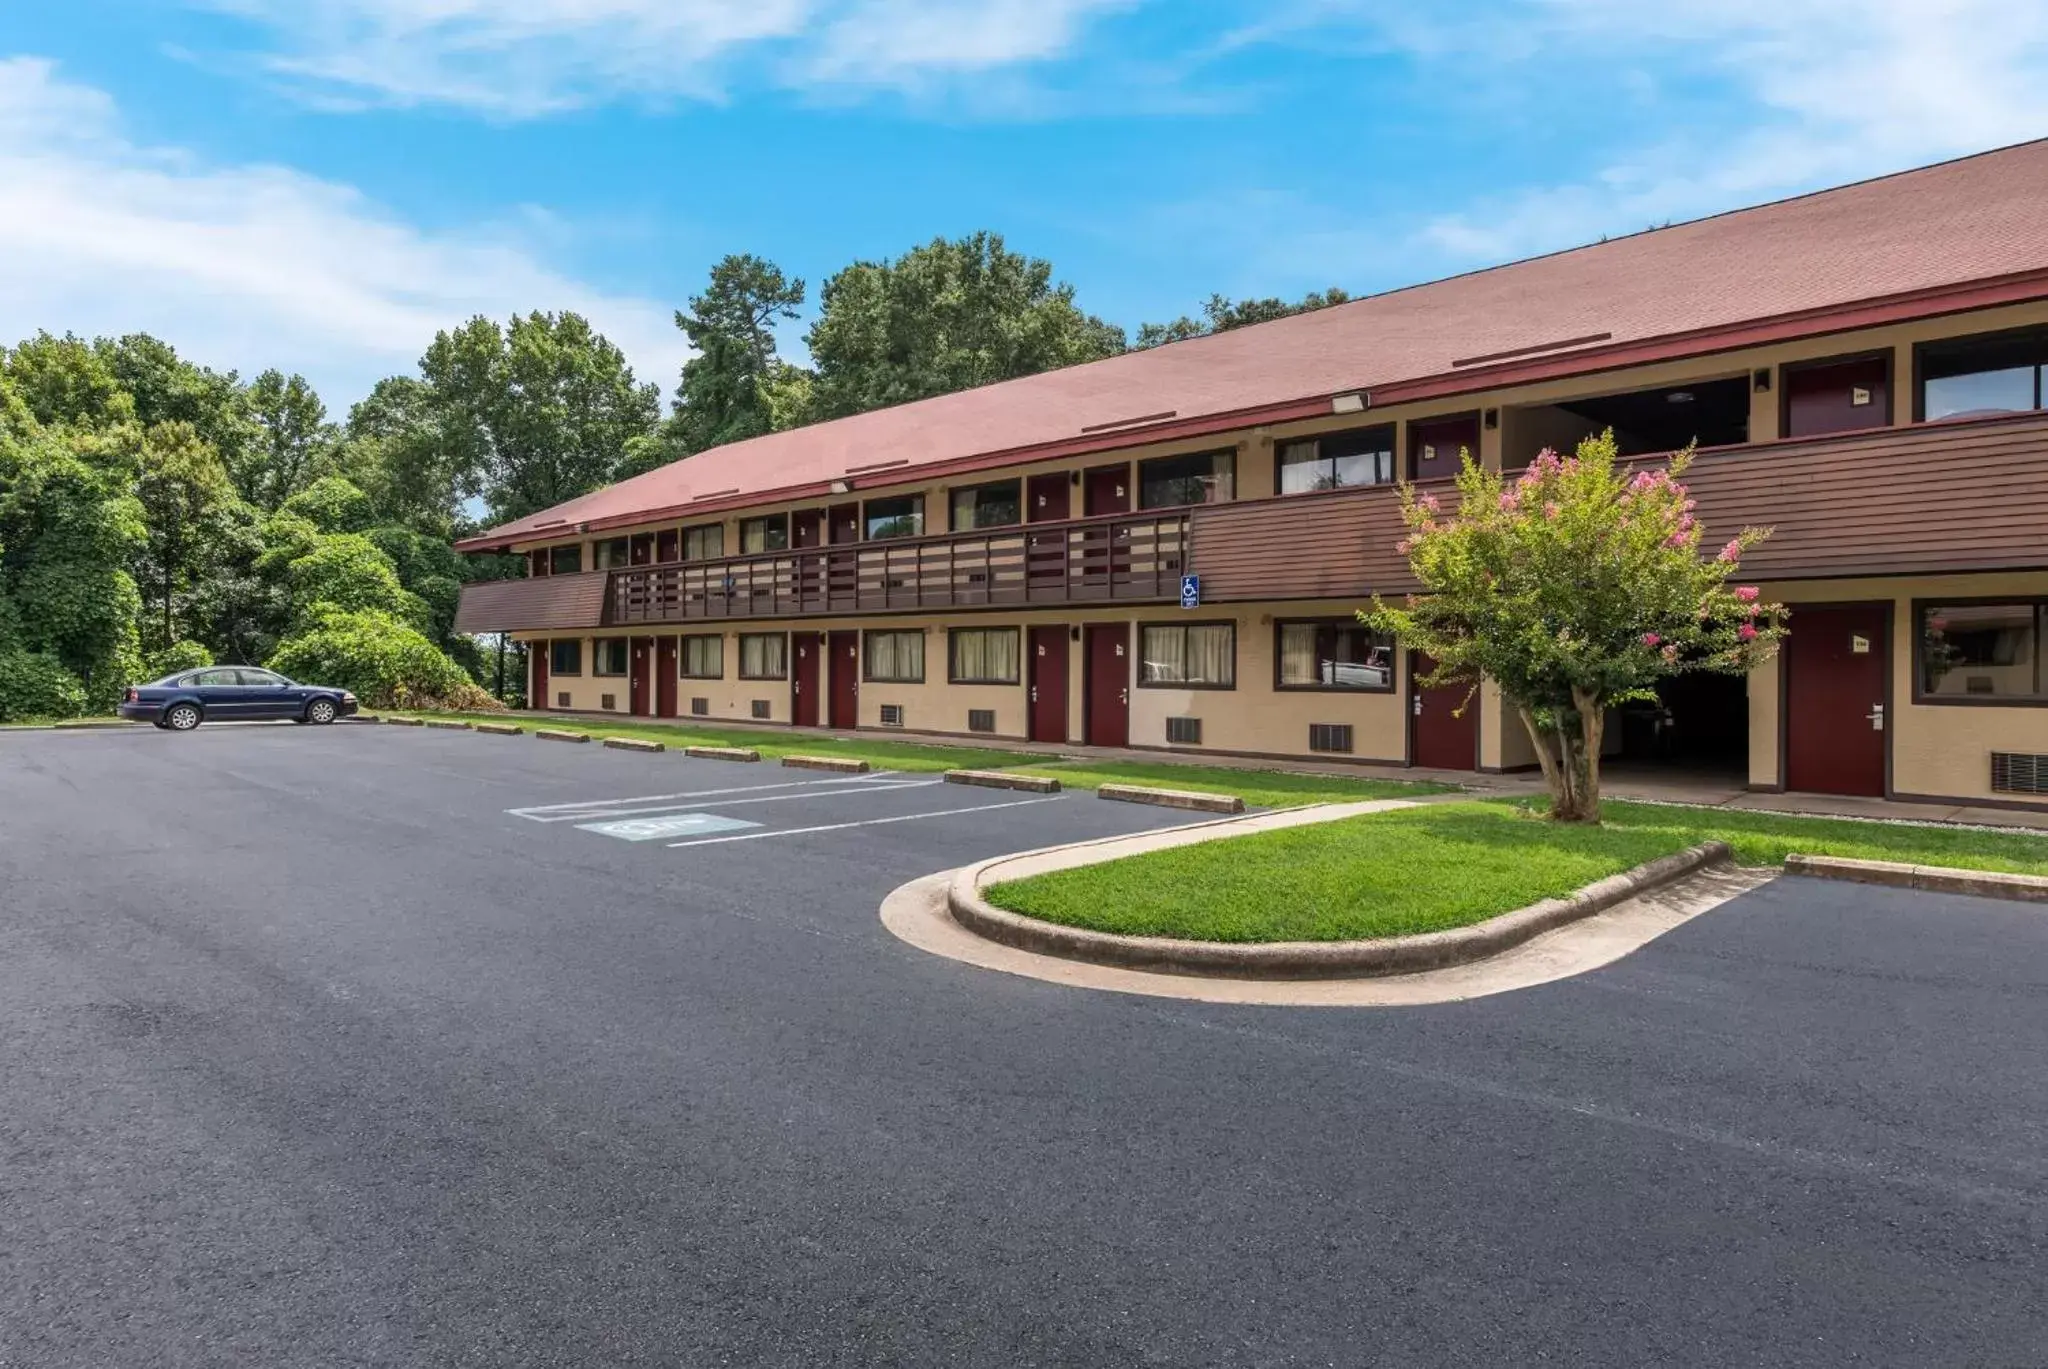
[555,692,570,709]
[1165,716,1202,745]
[690,697,709,716]
[1991,752,2048,795]
[1309,723,1355,754]
[967,709,997,734]
[879,704,905,727]
[600,693,617,711]
[751,699,772,720]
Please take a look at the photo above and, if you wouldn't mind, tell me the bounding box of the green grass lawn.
[396,711,1041,772]
[984,797,2048,944]
[1005,760,1456,808]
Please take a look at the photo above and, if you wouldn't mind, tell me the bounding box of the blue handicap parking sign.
[1180,574,1200,609]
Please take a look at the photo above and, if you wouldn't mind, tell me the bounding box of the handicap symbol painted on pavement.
[576,812,763,842]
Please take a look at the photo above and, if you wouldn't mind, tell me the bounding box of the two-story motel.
[454,141,2048,814]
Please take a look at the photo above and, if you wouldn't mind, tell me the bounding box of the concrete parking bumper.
[1786,852,2048,903]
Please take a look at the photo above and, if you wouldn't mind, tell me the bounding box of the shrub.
[0,650,89,721]
[267,608,476,709]
[147,639,213,678]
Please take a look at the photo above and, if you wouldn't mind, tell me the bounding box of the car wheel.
[305,697,338,725]
[164,703,202,732]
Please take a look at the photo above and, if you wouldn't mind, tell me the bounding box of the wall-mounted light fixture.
[1069,626,1081,641]
[829,478,851,495]
[1753,368,1773,393]
[1483,409,1499,430]
[1331,392,1367,415]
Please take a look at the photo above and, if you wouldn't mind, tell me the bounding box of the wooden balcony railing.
[605,510,1190,625]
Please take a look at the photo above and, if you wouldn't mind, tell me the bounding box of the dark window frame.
[549,639,583,676]
[592,536,631,570]
[1274,618,1398,693]
[1137,620,1238,691]
[738,632,789,681]
[949,479,1023,531]
[947,627,1023,686]
[547,544,583,575]
[681,523,725,562]
[1911,324,2048,424]
[739,514,790,556]
[1779,348,1895,436]
[862,493,926,542]
[592,638,630,677]
[1137,448,1236,510]
[863,629,927,684]
[1276,424,1397,496]
[680,634,724,679]
[1911,596,2048,708]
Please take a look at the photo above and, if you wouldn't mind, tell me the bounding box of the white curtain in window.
[868,631,925,681]
[1186,624,1234,685]
[741,634,786,678]
[953,629,1019,682]
[1279,623,1319,684]
[684,636,723,677]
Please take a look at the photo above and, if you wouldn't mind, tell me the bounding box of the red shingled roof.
[464,138,2048,550]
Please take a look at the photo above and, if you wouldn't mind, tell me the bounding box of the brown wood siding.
[1189,411,2048,601]
[452,572,609,634]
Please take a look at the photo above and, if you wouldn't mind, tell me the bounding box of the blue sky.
[5,1,2046,413]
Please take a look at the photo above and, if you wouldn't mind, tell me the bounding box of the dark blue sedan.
[120,667,358,731]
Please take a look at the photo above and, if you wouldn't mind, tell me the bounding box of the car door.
[187,668,249,717]
[235,668,302,719]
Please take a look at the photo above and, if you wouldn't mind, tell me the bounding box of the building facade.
[455,143,2048,813]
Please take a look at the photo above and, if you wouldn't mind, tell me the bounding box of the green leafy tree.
[806,232,1125,419]
[96,334,255,471]
[283,533,430,632]
[1365,432,1785,823]
[417,312,661,526]
[336,376,467,534]
[665,254,807,458]
[240,370,336,509]
[133,422,240,654]
[267,607,493,711]
[280,474,377,534]
[147,639,215,677]
[1135,288,1352,349]
[3,332,134,429]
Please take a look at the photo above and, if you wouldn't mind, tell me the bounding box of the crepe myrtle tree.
[1364,431,1786,824]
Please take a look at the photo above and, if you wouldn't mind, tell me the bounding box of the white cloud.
[195,0,1141,116]
[1409,0,2048,261]
[0,55,689,410]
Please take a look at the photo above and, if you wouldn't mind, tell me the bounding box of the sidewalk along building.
[456,140,2048,814]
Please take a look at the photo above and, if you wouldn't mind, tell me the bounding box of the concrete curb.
[948,838,1732,981]
[474,722,524,736]
[425,719,472,730]
[384,716,426,727]
[535,728,591,744]
[604,736,664,753]
[685,745,761,762]
[1097,783,1244,814]
[946,769,1061,794]
[52,719,141,730]
[783,755,870,774]
[1785,853,2048,903]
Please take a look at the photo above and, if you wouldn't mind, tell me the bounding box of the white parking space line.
[507,772,913,822]
[613,780,944,814]
[666,795,1067,848]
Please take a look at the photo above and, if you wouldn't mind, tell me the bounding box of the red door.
[629,533,654,566]
[1784,356,1889,437]
[791,510,824,607]
[531,640,549,712]
[655,638,677,718]
[791,632,822,727]
[1084,623,1129,748]
[1409,652,1478,770]
[1029,625,1069,743]
[655,529,679,564]
[629,636,653,716]
[1411,413,1481,482]
[827,504,860,605]
[1083,463,1130,516]
[829,630,860,730]
[828,504,860,543]
[1028,473,1071,522]
[1784,604,1888,796]
[792,509,824,548]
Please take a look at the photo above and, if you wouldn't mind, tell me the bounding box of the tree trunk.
[1519,699,1604,823]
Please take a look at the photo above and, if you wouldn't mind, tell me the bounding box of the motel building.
[454,142,2048,816]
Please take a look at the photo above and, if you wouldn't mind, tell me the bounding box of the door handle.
[1412,696,1423,716]
[1030,687,1038,703]
[1119,689,1128,705]
[1866,703,1885,731]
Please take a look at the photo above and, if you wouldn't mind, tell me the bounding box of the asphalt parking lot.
[2,723,2045,1367]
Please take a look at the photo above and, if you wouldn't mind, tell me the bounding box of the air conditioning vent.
[751,699,772,720]
[600,694,617,711]
[967,709,996,734]
[1165,716,1202,745]
[690,697,709,716]
[1309,723,1354,754]
[555,692,570,709]
[1991,752,2048,795]
[879,704,905,727]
